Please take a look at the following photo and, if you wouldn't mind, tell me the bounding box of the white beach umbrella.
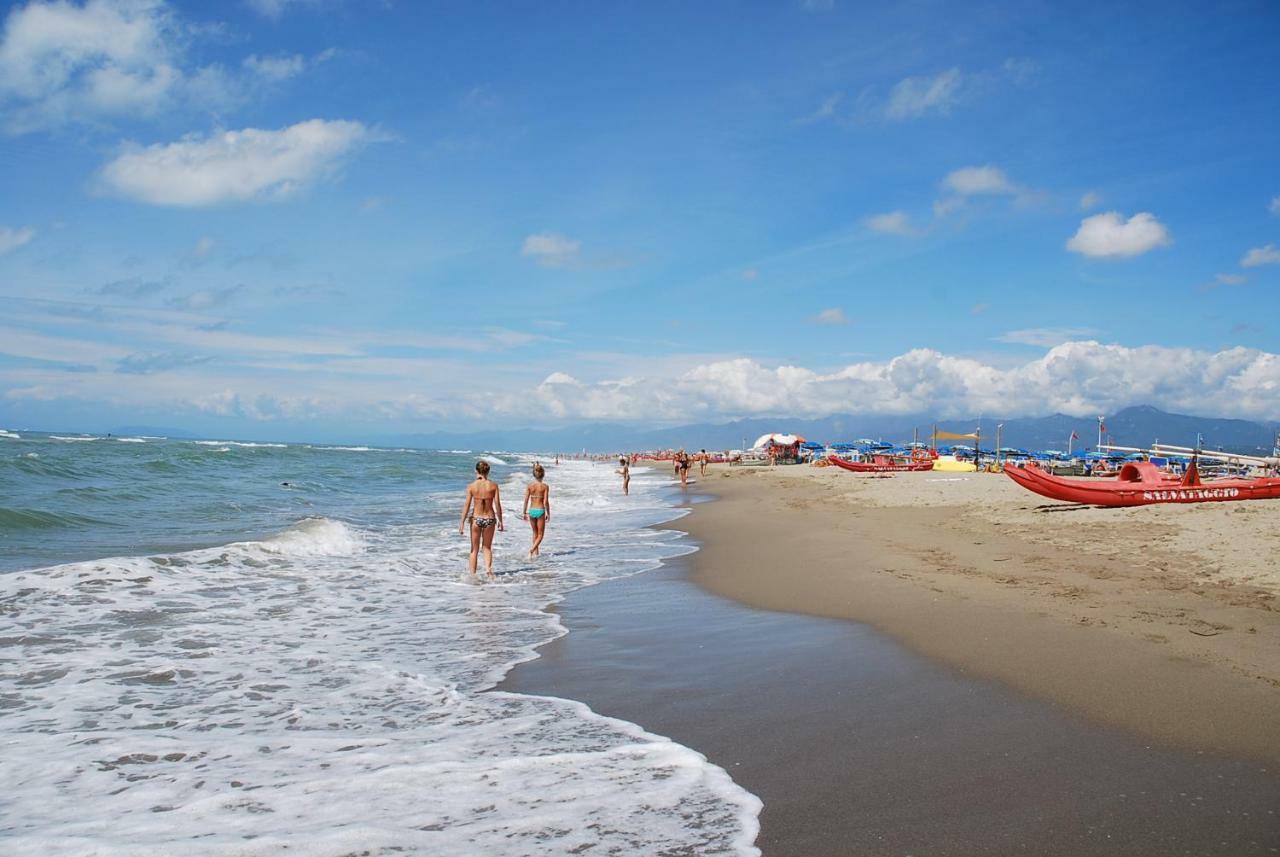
[752,432,804,449]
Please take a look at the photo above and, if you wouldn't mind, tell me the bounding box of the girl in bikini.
[522,463,550,559]
[459,459,503,578]
[617,456,630,495]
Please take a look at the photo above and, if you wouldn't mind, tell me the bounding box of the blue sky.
[1,0,1278,439]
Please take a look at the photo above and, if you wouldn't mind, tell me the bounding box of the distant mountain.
[377,406,1279,455]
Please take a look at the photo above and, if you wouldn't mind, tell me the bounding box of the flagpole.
[1097,416,1104,450]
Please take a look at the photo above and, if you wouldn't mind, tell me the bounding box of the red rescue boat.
[829,455,934,473]
[1005,460,1280,507]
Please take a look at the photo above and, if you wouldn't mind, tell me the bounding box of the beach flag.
[1099,419,1106,433]
[1070,431,1079,440]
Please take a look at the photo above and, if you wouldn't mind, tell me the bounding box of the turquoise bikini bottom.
[528,508,545,520]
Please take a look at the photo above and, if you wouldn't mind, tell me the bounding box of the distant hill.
[379,406,1279,455]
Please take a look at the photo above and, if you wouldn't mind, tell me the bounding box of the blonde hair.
[532,463,545,480]
[475,460,490,476]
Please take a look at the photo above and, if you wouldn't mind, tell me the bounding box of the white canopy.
[752,432,804,449]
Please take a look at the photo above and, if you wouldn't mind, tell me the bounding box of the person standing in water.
[522,463,550,559]
[617,456,630,495]
[459,459,503,579]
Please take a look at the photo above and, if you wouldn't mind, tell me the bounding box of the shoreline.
[503,466,1280,854]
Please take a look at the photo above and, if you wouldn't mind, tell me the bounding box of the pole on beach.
[996,423,1004,466]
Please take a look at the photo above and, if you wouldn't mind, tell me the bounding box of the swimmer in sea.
[522,462,550,559]
[459,459,503,578]
[617,456,630,495]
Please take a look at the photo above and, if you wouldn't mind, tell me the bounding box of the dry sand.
[685,463,1280,763]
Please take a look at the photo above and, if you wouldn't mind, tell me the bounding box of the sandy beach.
[691,463,1280,762]
[505,465,1280,853]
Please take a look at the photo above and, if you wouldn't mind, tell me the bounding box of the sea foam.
[0,457,761,854]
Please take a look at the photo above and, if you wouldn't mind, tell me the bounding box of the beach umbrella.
[752,432,804,448]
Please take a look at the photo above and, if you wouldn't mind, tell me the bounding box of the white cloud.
[798,91,842,124]
[1080,191,1101,211]
[1066,211,1172,259]
[526,343,1280,423]
[885,68,963,119]
[741,268,759,281]
[1241,243,1280,268]
[522,233,581,268]
[1202,273,1246,290]
[0,0,186,131]
[943,165,1017,196]
[97,119,375,206]
[0,225,36,255]
[996,327,1098,348]
[245,0,317,18]
[812,308,849,325]
[193,235,215,257]
[863,210,915,235]
[0,1,330,133]
[242,53,306,81]
[1270,195,1279,215]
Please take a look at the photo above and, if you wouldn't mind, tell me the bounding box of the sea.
[0,431,761,855]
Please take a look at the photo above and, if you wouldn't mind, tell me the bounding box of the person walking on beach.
[617,456,630,495]
[522,463,550,559]
[677,449,691,487]
[459,460,503,579]
[698,449,708,477]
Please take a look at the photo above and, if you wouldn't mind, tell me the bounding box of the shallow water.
[0,434,760,854]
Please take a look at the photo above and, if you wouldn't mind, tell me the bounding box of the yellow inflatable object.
[932,455,977,473]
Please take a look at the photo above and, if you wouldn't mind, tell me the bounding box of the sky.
[0,0,1278,440]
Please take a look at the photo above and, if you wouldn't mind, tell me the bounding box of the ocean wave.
[0,429,19,439]
[0,506,110,531]
[49,435,99,441]
[0,459,760,853]
[115,437,148,443]
[191,440,288,448]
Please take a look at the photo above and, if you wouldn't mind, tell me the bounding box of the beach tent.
[752,432,805,448]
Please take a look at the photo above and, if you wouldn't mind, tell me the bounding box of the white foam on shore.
[0,459,761,854]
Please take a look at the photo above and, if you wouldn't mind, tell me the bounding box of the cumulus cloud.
[97,119,376,206]
[528,343,1280,423]
[811,308,849,325]
[522,233,581,268]
[885,68,963,119]
[1241,243,1280,268]
[0,0,187,131]
[1066,212,1172,259]
[0,225,36,255]
[0,1,333,133]
[863,210,915,235]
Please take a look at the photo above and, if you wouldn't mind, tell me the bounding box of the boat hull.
[829,456,933,473]
[1005,463,1280,507]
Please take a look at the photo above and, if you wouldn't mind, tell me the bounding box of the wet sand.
[501,469,1280,854]
[693,465,1280,762]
